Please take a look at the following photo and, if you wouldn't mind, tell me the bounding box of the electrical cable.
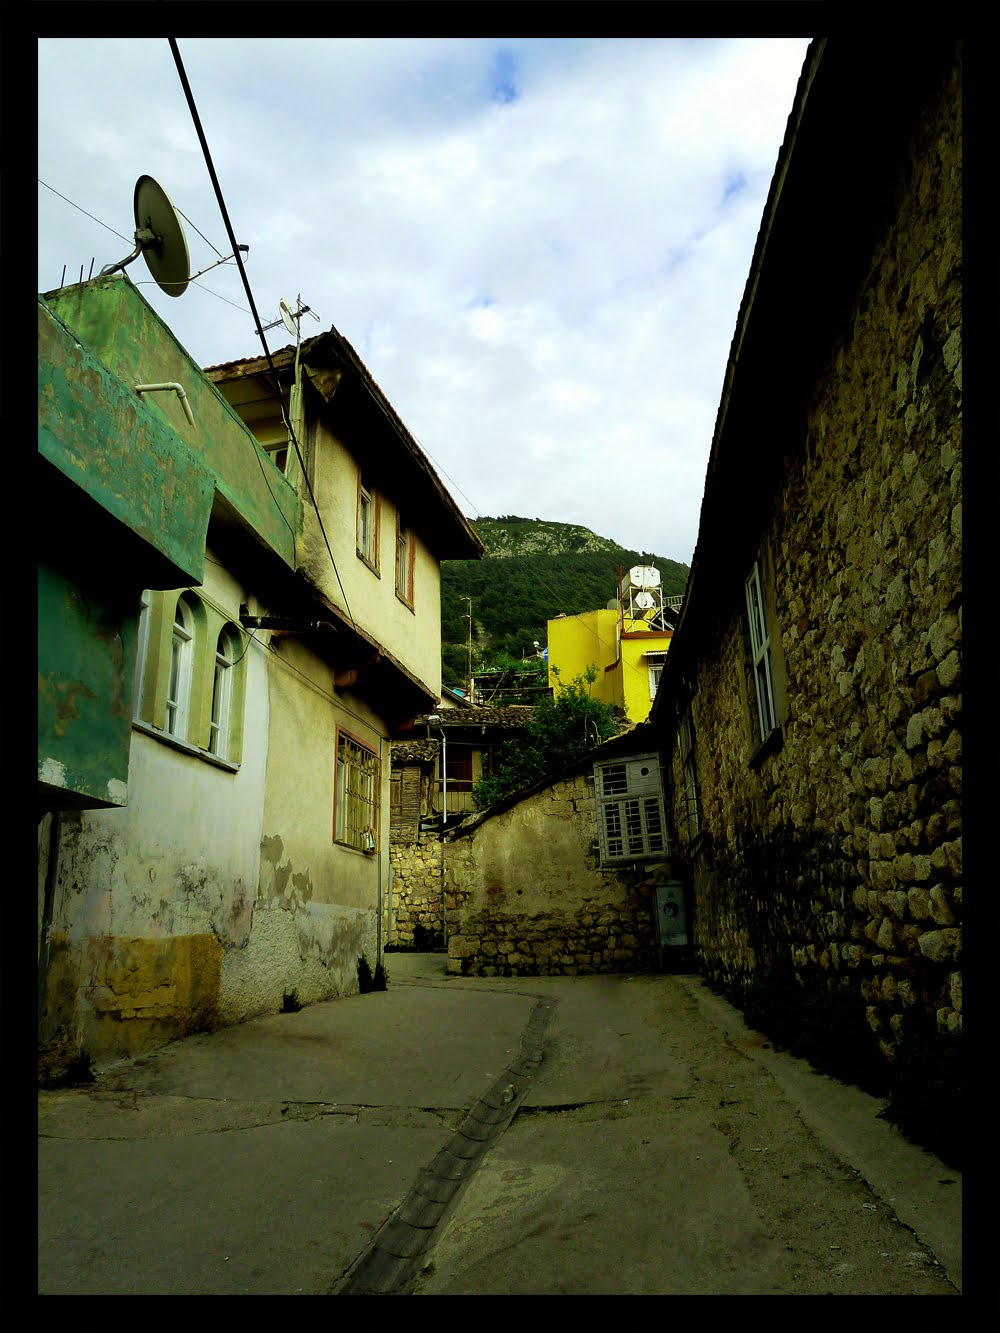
[168,37,358,640]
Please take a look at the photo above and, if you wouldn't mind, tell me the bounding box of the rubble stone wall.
[387,837,445,948]
[443,772,664,976]
[669,54,961,1058]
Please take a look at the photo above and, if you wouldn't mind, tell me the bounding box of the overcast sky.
[38,36,812,567]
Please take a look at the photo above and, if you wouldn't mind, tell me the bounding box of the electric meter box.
[654,881,688,947]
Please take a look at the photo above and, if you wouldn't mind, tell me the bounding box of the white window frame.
[594,753,670,864]
[335,731,379,852]
[165,597,194,739]
[745,560,778,743]
[209,627,237,758]
[648,662,664,700]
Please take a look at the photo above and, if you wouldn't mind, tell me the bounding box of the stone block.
[928,884,955,925]
[917,928,961,964]
[882,890,908,921]
[906,886,932,921]
[936,649,961,691]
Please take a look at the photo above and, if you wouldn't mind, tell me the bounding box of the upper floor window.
[165,596,195,739]
[745,559,778,745]
[209,626,239,758]
[335,730,380,852]
[395,517,413,607]
[594,753,670,864]
[358,474,379,570]
[646,652,667,701]
[132,588,247,768]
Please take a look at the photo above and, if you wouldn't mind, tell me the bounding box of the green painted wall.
[38,277,300,809]
[38,563,137,807]
[42,279,299,566]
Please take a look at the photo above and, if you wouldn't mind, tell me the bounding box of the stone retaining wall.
[443,772,665,976]
[388,838,445,949]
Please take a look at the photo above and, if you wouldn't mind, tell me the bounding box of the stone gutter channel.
[334,996,556,1295]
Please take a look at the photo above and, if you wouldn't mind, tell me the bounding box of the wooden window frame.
[395,515,414,609]
[334,729,380,853]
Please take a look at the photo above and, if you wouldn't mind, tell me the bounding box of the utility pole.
[462,597,473,702]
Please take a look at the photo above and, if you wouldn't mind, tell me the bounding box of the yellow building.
[546,567,676,725]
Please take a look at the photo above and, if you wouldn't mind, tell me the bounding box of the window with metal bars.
[335,731,379,852]
[745,559,778,744]
[594,753,670,863]
[678,709,701,840]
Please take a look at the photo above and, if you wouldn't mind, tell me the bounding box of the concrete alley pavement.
[38,952,963,1299]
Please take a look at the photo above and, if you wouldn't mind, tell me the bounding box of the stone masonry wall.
[387,836,446,949]
[444,772,663,976]
[670,55,961,1059]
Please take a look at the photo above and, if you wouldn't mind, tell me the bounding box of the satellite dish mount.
[258,294,320,344]
[100,174,248,297]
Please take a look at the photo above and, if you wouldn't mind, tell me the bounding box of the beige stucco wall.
[444,771,666,976]
[298,419,442,698]
[257,634,387,1001]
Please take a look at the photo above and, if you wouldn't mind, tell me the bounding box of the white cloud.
[38,35,812,565]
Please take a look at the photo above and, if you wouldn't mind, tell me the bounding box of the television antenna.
[258,294,320,344]
[99,175,248,295]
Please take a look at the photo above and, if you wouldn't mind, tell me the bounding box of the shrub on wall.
[471,666,621,807]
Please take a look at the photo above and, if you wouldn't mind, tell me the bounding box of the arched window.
[209,625,239,758]
[165,596,195,738]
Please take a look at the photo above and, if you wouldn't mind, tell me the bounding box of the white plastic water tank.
[621,565,660,594]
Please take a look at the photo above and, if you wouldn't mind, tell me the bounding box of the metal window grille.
[336,733,379,851]
[745,561,777,741]
[678,711,701,839]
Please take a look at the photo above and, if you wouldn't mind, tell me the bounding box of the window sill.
[748,725,783,770]
[601,851,672,868]
[357,551,381,577]
[132,720,240,773]
[395,591,415,613]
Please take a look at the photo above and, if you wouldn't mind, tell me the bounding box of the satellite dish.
[100,175,190,296]
[279,297,299,338]
[133,175,189,296]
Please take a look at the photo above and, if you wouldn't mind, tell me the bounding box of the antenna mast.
[462,597,473,703]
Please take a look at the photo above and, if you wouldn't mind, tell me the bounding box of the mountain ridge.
[440,516,689,686]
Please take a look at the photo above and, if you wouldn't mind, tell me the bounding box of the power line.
[168,37,358,639]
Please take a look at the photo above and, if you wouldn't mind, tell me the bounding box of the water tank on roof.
[621,565,660,595]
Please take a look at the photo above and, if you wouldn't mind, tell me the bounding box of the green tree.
[471,666,622,808]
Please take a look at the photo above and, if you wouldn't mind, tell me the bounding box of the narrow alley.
[38,953,961,1301]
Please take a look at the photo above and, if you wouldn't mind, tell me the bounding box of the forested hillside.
[440,516,689,689]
